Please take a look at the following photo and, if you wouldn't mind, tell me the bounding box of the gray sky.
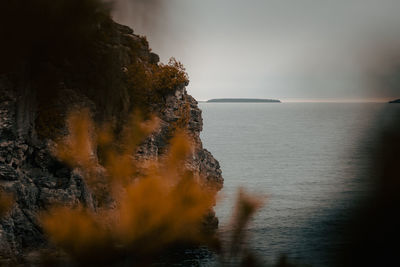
[113,0,400,102]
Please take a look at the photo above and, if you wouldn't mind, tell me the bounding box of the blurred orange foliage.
[230,189,264,254]
[0,190,13,218]
[54,108,94,171]
[41,109,216,263]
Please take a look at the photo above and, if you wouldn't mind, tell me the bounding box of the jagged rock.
[0,18,223,260]
[149,52,160,64]
[114,23,134,35]
[0,166,18,181]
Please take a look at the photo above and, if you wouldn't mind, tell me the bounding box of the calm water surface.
[198,103,389,266]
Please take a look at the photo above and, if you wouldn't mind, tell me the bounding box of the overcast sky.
[113,0,400,102]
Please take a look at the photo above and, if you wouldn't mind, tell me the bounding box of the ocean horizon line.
[197,98,392,103]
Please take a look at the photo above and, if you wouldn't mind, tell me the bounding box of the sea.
[188,102,398,266]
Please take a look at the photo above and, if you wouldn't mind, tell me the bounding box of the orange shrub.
[152,57,189,95]
[126,57,189,110]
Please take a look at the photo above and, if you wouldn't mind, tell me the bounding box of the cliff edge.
[0,13,222,261]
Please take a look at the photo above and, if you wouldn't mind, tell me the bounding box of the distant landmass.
[207,98,281,103]
[389,99,400,103]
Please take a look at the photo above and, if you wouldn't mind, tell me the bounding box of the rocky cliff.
[0,14,222,261]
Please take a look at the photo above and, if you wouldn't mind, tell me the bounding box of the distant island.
[207,98,281,103]
[389,99,400,103]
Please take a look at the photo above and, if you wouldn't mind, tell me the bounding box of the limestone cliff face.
[0,19,222,259]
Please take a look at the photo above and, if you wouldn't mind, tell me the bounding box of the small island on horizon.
[389,99,400,103]
[207,98,281,103]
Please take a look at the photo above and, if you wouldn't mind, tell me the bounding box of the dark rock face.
[0,19,223,260]
[0,88,95,259]
[388,99,400,103]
